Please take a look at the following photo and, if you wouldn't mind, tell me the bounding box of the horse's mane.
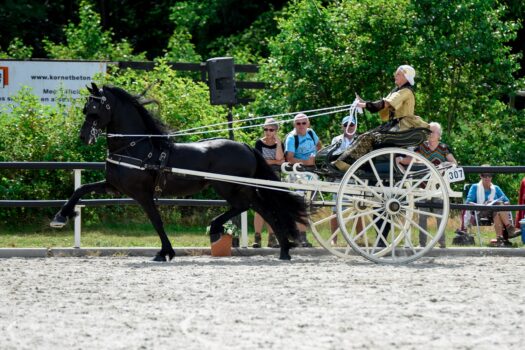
[104,85,169,137]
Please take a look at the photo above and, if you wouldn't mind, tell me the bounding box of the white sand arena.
[1,255,524,349]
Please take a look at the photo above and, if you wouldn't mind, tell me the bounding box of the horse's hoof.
[279,253,292,260]
[152,254,167,262]
[50,214,67,228]
[168,250,175,261]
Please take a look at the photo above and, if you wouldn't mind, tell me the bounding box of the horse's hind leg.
[253,205,295,260]
[50,180,115,228]
[135,196,175,262]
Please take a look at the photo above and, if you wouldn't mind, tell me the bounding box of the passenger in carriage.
[396,122,457,248]
[329,115,360,244]
[253,118,285,248]
[285,113,322,247]
[466,169,520,247]
[332,64,430,172]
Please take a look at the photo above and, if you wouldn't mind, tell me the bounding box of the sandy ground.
[0,255,524,350]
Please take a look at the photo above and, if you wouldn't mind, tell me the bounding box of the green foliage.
[0,37,33,59]
[207,10,281,63]
[43,0,146,61]
[164,29,202,63]
[408,0,521,133]
[0,86,107,225]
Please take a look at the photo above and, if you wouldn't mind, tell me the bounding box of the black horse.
[51,83,307,261]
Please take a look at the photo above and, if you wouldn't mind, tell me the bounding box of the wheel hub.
[385,199,401,214]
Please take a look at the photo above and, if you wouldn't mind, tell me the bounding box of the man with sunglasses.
[285,113,322,167]
[466,170,520,246]
[285,113,322,247]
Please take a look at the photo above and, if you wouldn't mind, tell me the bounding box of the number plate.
[445,167,465,183]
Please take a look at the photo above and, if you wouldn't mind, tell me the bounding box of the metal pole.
[240,211,248,248]
[227,105,234,141]
[73,169,82,248]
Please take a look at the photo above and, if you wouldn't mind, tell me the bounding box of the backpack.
[292,129,315,149]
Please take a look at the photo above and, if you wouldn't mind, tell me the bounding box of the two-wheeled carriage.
[169,146,464,264]
[52,84,465,264]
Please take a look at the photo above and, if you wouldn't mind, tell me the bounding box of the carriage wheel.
[335,147,450,264]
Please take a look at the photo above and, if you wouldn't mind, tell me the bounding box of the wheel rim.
[335,148,450,264]
[305,180,359,258]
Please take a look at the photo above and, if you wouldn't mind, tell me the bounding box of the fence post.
[73,169,82,248]
[240,211,248,248]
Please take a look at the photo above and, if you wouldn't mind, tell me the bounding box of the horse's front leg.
[50,180,114,228]
[136,196,175,262]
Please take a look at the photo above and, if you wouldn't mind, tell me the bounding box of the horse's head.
[80,83,112,145]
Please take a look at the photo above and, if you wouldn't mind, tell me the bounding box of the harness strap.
[154,150,170,198]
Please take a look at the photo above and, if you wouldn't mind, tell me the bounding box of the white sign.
[445,167,465,183]
[0,60,107,106]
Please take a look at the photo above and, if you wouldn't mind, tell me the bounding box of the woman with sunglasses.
[466,169,520,246]
[253,118,285,248]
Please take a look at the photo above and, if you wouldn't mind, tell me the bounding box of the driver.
[332,65,430,172]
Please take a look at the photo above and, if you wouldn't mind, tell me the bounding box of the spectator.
[329,114,361,244]
[466,170,520,246]
[398,122,457,248]
[333,64,429,172]
[285,113,322,247]
[253,118,284,248]
[515,177,525,229]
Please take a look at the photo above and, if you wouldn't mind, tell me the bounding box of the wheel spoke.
[396,172,433,202]
[389,152,394,188]
[395,156,416,190]
[404,206,444,220]
[403,214,437,243]
[348,174,384,202]
[368,159,386,192]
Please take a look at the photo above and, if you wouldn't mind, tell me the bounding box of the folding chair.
[464,209,492,246]
[459,183,492,246]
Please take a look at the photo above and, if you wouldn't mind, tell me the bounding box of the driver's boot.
[332,159,351,172]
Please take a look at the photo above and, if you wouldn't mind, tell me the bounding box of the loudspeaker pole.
[227,105,234,140]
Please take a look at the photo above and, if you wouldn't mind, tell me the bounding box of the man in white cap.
[333,64,429,171]
[329,114,360,244]
[331,114,358,157]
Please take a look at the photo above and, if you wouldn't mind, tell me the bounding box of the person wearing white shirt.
[330,115,360,244]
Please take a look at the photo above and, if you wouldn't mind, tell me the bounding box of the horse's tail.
[251,148,308,240]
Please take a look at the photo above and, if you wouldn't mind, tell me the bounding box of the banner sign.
[0,60,107,106]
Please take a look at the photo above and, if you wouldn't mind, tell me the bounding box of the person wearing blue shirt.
[285,113,322,166]
[466,170,519,246]
[285,113,322,247]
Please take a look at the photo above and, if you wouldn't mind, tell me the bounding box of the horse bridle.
[85,94,111,142]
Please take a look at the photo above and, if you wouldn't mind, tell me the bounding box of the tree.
[43,0,146,60]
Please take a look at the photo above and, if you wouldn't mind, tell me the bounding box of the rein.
[104,104,353,139]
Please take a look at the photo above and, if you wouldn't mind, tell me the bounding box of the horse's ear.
[86,84,93,94]
[91,82,101,95]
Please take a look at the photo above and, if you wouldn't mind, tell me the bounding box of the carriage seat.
[314,127,431,178]
[371,127,431,149]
